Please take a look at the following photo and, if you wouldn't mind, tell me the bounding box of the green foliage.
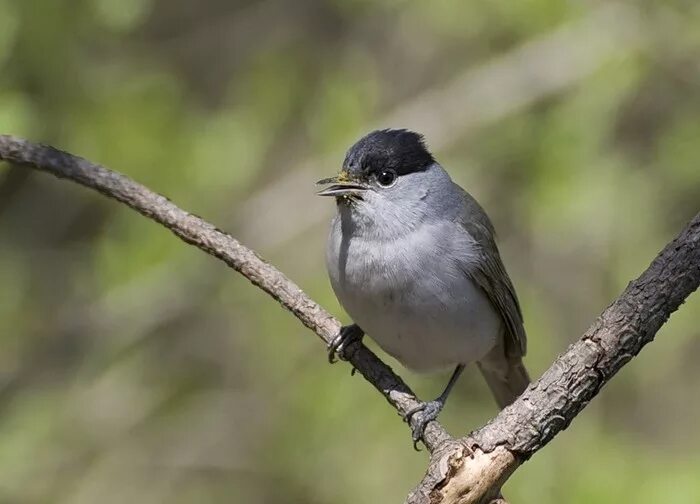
[0,1,699,502]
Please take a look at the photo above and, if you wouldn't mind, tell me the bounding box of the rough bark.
[473,215,700,454]
[0,134,450,452]
[407,213,700,503]
[1,134,698,504]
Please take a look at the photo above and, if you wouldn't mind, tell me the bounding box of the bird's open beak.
[316,176,368,198]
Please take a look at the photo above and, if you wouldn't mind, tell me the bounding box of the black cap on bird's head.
[317,129,434,198]
[342,129,434,178]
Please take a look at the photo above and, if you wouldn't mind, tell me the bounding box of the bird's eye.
[376,169,397,187]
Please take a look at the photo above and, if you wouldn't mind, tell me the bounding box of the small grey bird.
[317,129,529,445]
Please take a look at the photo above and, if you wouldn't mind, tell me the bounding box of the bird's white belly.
[327,220,502,372]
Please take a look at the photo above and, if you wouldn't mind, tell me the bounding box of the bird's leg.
[328,324,364,364]
[405,364,466,449]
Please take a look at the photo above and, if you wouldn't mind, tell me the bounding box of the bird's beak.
[316,175,369,198]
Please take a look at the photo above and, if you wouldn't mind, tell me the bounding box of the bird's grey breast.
[325,213,502,371]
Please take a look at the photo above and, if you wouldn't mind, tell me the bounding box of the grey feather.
[455,185,527,358]
[321,130,530,441]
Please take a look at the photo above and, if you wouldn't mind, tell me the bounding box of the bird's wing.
[456,187,527,358]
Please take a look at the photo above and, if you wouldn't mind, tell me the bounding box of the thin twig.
[407,212,700,503]
[0,134,450,452]
[2,135,698,504]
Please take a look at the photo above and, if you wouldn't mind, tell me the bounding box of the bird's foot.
[404,400,445,450]
[327,324,364,364]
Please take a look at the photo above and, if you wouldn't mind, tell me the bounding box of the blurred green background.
[1,0,699,502]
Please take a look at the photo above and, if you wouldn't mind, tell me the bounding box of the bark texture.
[0,134,450,451]
[407,213,700,503]
[472,213,700,453]
[2,134,698,504]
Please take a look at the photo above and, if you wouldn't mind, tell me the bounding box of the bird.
[317,129,529,447]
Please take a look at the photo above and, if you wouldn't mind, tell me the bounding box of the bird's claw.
[404,400,444,450]
[327,325,364,364]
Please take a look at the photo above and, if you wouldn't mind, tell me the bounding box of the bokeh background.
[1,0,699,502]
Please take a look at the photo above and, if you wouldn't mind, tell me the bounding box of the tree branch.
[407,212,700,503]
[0,135,450,451]
[1,135,698,504]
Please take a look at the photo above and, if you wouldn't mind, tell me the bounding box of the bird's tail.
[477,353,530,409]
